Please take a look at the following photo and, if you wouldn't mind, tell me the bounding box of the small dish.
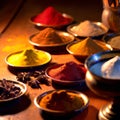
[103,33,120,49]
[0,79,27,102]
[45,63,86,86]
[66,39,112,61]
[67,22,108,37]
[5,49,51,68]
[29,31,75,47]
[30,13,74,29]
[34,89,89,116]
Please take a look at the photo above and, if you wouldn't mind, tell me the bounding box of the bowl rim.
[34,89,89,114]
[45,63,85,85]
[85,50,120,80]
[67,21,109,37]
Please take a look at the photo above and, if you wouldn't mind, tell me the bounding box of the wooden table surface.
[0,0,110,120]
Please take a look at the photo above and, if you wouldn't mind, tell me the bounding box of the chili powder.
[33,6,73,26]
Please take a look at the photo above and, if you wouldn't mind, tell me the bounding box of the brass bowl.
[85,50,120,120]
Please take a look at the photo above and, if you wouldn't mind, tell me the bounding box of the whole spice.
[32,28,72,45]
[69,37,111,56]
[17,70,50,89]
[33,6,72,26]
[0,79,21,100]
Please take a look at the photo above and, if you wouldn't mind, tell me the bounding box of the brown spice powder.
[32,28,69,45]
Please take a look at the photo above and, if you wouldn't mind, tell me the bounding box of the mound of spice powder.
[33,6,73,26]
[7,48,51,66]
[69,37,111,56]
[32,28,71,45]
[48,61,86,81]
[40,90,84,111]
[71,20,104,36]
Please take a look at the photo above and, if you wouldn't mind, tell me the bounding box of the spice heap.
[7,48,51,66]
[71,20,104,36]
[48,61,86,81]
[68,37,111,56]
[101,56,120,79]
[0,79,21,100]
[33,6,73,26]
[39,90,84,111]
[32,28,72,45]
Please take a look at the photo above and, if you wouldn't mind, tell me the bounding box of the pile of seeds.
[0,79,21,100]
[16,70,50,89]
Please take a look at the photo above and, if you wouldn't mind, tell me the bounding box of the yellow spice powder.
[7,49,50,66]
[69,37,110,56]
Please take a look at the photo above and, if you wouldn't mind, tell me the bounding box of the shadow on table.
[52,81,88,91]
[0,95,31,115]
[40,108,89,120]
[40,106,99,120]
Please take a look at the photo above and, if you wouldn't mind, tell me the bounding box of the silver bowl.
[85,50,120,120]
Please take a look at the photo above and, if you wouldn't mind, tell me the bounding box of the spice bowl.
[66,38,112,62]
[5,48,52,68]
[45,62,86,87]
[103,32,120,50]
[85,50,120,120]
[0,79,27,102]
[67,21,109,38]
[30,6,74,29]
[30,13,74,29]
[29,28,75,53]
[34,89,89,116]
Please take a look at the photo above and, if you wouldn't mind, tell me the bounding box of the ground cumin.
[33,6,72,26]
[39,90,84,111]
[32,28,71,45]
[69,37,111,56]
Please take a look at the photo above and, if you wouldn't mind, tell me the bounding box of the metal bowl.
[66,39,112,63]
[30,13,74,29]
[45,63,86,86]
[67,22,108,38]
[34,89,89,116]
[85,50,120,120]
[103,33,120,50]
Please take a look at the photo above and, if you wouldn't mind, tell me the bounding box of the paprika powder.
[33,6,73,26]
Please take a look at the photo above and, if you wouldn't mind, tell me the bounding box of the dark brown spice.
[0,79,21,100]
[16,70,50,89]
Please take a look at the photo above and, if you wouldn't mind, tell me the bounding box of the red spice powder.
[48,61,86,81]
[33,6,73,26]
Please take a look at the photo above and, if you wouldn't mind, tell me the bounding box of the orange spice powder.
[69,37,111,56]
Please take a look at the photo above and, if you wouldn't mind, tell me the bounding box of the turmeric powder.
[68,37,111,56]
[32,28,73,45]
[7,48,51,66]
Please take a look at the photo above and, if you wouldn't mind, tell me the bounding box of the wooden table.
[0,0,110,120]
